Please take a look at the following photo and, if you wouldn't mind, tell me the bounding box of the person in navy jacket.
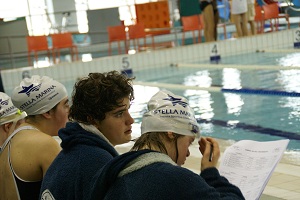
[90,90,245,200]
[40,71,135,200]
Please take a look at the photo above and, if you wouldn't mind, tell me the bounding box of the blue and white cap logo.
[0,95,16,118]
[163,94,188,107]
[0,97,14,118]
[12,75,68,115]
[0,98,9,106]
[0,92,26,125]
[18,83,42,97]
[141,90,200,137]
[190,123,199,134]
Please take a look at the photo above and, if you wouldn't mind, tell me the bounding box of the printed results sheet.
[219,139,289,200]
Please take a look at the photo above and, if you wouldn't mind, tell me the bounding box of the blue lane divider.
[197,119,300,140]
[221,88,300,97]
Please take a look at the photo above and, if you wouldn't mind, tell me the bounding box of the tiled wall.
[1,28,296,96]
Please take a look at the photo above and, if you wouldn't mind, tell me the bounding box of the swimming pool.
[49,50,300,158]
[125,51,300,155]
[3,32,299,164]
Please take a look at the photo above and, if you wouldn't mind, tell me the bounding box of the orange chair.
[262,3,290,32]
[107,25,127,56]
[128,23,154,51]
[255,6,265,34]
[26,35,50,66]
[51,32,79,64]
[181,15,203,45]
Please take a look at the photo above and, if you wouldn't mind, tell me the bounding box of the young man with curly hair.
[40,71,135,200]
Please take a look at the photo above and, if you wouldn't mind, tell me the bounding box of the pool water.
[62,51,300,153]
[129,51,300,152]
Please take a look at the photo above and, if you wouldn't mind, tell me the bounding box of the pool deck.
[116,138,300,200]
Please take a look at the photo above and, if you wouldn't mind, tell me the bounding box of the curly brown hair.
[69,71,134,124]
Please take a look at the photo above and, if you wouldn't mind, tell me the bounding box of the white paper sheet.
[219,139,289,200]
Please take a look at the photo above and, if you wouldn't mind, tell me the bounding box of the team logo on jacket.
[41,189,55,200]
[18,83,42,97]
[163,94,188,107]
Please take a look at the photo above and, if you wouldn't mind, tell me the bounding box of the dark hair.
[26,101,59,120]
[131,132,182,155]
[69,71,134,124]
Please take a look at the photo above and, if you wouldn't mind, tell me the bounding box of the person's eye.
[115,111,124,117]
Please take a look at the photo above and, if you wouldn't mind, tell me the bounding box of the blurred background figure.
[231,0,248,37]
[200,0,220,42]
[247,0,256,35]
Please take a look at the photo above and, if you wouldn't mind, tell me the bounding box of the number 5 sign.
[210,43,221,64]
[121,57,133,77]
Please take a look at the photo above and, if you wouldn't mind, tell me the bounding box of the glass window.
[0,0,157,35]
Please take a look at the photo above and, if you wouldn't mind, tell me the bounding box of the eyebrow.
[112,104,128,114]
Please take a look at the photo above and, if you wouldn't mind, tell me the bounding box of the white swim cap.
[12,75,68,115]
[141,90,200,137]
[0,92,27,125]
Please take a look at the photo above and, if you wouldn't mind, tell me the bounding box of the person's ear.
[3,123,12,133]
[167,131,175,139]
[42,111,52,119]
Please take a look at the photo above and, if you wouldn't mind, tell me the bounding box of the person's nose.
[125,111,134,125]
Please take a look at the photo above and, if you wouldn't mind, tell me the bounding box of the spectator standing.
[231,0,248,37]
[247,0,256,35]
[200,0,220,42]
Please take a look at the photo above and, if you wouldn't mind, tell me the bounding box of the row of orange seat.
[107,17,226,56]
[255,3,290,33]
[107,23,156,56]
[180,14,227,45]
[28,3,290,65]
[27,32,79,66]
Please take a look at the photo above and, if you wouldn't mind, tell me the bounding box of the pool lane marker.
[222,88,300,97]
[134,81,221,93]
[176,63,300,70]
[134,81,300,97]
[197,119,300,141]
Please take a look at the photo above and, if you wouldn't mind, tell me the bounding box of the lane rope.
[175,63,300,70]
[134,81,300,96]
